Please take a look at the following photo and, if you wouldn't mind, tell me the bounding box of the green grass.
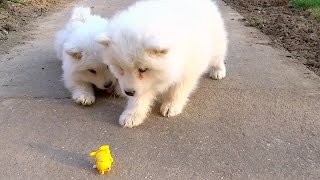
[312,7,320,19]
[248,16,263,27]
[291,0,320,8]
[290,0,320,18]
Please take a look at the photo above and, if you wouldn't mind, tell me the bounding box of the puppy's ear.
[64,43,82,60]
[144,38,169,57]
[65,48,82,60]
[96,33,111,47]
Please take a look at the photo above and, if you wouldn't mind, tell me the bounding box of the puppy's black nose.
[104,81,113,88]
[124,90,135,96]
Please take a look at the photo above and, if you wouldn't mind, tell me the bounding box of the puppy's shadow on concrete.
[83,95,127,127]
[40,57,70,98]
[28,142,94,172]
[151,101,162,117]
[4,48,70,98]
[94,95,165,126]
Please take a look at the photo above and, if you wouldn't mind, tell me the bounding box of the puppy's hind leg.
[160,74,200,117]
[209,53,226,80]
[209,36,227,80]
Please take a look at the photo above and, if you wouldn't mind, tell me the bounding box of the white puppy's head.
[97,31,182,97]
[63,38,116,92]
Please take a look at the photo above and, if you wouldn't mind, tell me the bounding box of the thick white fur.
[97,0,228,127]
[55,7,118,105]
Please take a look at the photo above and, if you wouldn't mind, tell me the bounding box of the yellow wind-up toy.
[89,145,113,175]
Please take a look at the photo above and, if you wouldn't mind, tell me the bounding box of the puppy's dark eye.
[138,68,148,73]
[88,69,96,74]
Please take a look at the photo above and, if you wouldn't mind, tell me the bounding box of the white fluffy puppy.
[55,7,117,105]
[97,0,228,127]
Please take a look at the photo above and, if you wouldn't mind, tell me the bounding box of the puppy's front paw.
[119,111,144,128]
[72,92,95,106]
[209,68,226,80]
[160,101,184,117]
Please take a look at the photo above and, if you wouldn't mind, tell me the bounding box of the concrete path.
[1,0,320,179]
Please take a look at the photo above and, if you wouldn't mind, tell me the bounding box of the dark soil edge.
[0,0,74,54]
[223,0,320,77]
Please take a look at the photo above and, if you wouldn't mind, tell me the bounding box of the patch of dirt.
[223,0,320,76]
[0,0,72,54]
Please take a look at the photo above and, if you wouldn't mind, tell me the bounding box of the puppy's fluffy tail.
[70,6,92,23]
